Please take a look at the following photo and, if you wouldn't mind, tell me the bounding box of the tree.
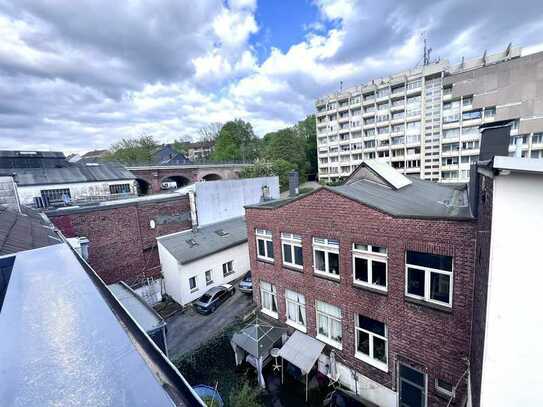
[238,161,273,179]
[199,122,223,142]
[103,134,158,164]
[264,128,307,179]
[211,119,259,161]
[271,159,297,191]
[296,115,317,180]
[239,159,295,191]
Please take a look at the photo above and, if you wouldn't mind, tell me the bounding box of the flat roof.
[158,216,247,264]
[0,243,201,406]
[492,156,543,175]
[108,282,165,333]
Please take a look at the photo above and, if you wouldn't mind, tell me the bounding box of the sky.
[0,0,542,153]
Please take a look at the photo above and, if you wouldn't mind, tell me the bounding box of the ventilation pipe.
[288,171,299,197]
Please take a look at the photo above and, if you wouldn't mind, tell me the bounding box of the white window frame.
[315,300,342,349]
[435,378,456,398]
[205,270,213,286]
[405,252,453,307]
[285,289,306,332]
[222,260,234,277]
[354,315,388,372]
[313,237,340,280]
[260,281,278,318]
[352,243,388,291]
[189,276,198,293]
[256,229,274,262]
[281,233,303,269]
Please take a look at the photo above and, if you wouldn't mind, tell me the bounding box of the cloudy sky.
[0,0,542,153]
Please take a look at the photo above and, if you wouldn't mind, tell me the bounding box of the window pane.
[358,315,385,336]
[294,246,304,266]
[266,240,274,259]
[315,250,326,271]
[400,381,424,407]
[331,319,342,342]
[271,294,277,312]
[407,251,452,271]
[329,252,339,275]
[407,268,425,297]
[357,330,369,355]
[355,257,368,282]
[298,305,306,325]
[372,261,387,286]
[400,365,425,386]
[258,239,265,257]
[430,272,450,304]
[287,301,297,321]
[372,245,386,254]
[283,244,292,263]
[318,314,328,336]
[373,336,387,363]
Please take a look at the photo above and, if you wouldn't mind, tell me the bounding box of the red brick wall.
[49,196,191,285]
[246,188,477,406]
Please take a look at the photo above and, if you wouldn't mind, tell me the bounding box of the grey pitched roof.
[3,162,135,186]
[0,207,61,256]
[158,217,248,264]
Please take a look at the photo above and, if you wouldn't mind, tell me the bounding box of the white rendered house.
[157,217,249,306]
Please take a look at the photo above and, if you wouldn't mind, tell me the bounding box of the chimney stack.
[288,171,299,197]
[478,120,513,161]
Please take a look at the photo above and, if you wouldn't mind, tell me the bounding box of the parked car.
[193,284,235,314]
[238,271,252,294]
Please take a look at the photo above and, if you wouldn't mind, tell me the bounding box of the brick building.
[245,161,476,406]
[48,193,191,285]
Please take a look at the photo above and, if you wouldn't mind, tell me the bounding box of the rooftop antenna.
[423,37,433,66]
[339,80,343,92]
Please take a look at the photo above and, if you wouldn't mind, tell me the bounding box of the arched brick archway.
[135,178,151,195]
[201,173,222,181]
[160,175,191,190]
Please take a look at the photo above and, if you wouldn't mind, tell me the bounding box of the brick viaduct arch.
[127,164,250,194]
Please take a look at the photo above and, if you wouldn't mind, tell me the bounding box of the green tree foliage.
[239,159,295,191]
[271,159,297,190]
[211,119,259,161]
[263,128,307,179]
[103,135,158,164]
[296,115,317,179]
[228,382,261,407]
[238,161,273,179]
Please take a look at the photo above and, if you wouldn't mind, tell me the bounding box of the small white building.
[157,216,249,306]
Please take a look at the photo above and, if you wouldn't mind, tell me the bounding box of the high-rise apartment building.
[316,45,543,183]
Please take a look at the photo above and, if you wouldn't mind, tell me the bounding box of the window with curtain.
[260,281,278,318]
[285,289,306,331]
[316,300,342,348]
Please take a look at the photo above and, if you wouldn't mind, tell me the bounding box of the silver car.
[193,284,235,314]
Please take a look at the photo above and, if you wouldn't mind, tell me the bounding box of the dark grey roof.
[331,177,472,219]
[0,150,68,169]
[2,162,135,186]
[0,243,201,406]
[0,206,61,256]
[158,217,248,264]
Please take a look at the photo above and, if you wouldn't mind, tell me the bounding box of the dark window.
[430,273,450,303]
[294,246,303,266]
[40,188,71,204]
[399,364,426,407]
[315,250,326,271]
[354,257,368,281]
[407,268,425,297]
[109,183,131,194]
[372,261,387,286]
[266,240,274,259]
[328,252,339,275]
[257,240,266,257]
[406,251,452,271]
[283,244,292,263]
[358,315,385,337]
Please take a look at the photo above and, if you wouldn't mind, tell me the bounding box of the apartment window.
[461,126,479,137]
[399,364,427,407]
[364,129,375,138]
[484,106,496,118]
[364,140,376,149]
[443,128,460,139]
[281,233,303,269]
[256,229,274,261]
[510,135,528,146]
[407,79,422,90]
[532,133,543,144]
[285,289,306,331]
[40,188,71,204]
[222,260,234,277]
[205,270,213,285]
[462,140,479,150]
[260,281,278,318]
[406,251,453,307]
[462,110,482,121]
[462,96,473,106]
[316,300,342,348]
[443,142,459,152]
[313,238,340,279]
[352,244,387,291]
[355,315,388,371]
[189,276,197,292]
[109,183,131,194]
[392,111,405,120]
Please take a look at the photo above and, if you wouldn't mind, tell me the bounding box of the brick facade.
[49,196,191,285]
[246,188,477,406]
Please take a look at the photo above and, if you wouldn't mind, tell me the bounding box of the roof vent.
[214,229,229,237]
[185,238,199,248]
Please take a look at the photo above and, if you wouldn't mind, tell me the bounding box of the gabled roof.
[247,161,473,220]
[158,217,247,264]
[0,207,61,256]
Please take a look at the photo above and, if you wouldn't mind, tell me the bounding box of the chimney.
[260,185,271,202]
[478,120,513,161]
[288,171,299,197]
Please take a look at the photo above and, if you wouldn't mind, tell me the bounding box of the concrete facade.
[246,188,476,407]
[316,46,543,184]
[48,194,191,285]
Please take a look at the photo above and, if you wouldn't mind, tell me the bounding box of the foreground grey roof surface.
[248,179,471,219]
[0,207,61,256]
[158,216,247,264]
[1,162,135,186]
[0,243,199,406]
[108,282,165,333]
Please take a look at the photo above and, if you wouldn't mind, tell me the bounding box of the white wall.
[480,173,543,406]
[159,241,249,306]
[17,180,137,206]
[195,177,279,226]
